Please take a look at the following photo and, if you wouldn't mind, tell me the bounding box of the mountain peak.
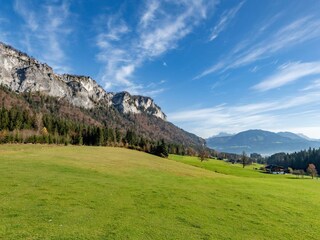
[211,132,234,138]
[206,129,320,155]
[277,132,306,141]
[0,42,166,120]
[112,92,166,120]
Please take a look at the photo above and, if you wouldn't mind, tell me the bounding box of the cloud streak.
[253,61,320,91]
[302,79,320,91]
[139,0,159,29]
[169,90,320,138]
[96,0,216,94]
[196,16,320,79]
[14,0,73,73]
[209,1,245,41]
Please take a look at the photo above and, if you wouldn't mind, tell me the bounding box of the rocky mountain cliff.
[0,42,166,120]
[0,42,203,148]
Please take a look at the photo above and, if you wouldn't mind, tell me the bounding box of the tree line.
[267,148,320,175]
[0,106,192,158]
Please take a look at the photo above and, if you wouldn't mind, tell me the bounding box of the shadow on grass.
[287,176,318,180]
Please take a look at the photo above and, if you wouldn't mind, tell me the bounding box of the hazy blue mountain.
[277,132,307,141]
[212,132,234,137]
[297,133,320,142]
[206,129,320,155]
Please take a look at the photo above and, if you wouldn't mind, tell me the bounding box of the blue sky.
[1,0,320,138]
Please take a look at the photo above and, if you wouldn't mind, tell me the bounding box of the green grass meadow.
[1,145,320,239]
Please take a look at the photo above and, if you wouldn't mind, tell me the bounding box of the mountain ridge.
[0,41,204,148]
[206,129,320,155]
[0,41,166,120]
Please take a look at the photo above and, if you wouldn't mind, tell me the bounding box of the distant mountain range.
[206,130,320,155]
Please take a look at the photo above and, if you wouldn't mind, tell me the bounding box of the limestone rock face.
[112,92,166,119]
[0,42,166,120]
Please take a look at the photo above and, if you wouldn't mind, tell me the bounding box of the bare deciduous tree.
[198,146,209,162]
[307,164,317,179]
[241,151,249,168]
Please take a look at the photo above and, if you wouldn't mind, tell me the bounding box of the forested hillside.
[267,148,320,171]
[0,85,201,156]
[0,42,205,153]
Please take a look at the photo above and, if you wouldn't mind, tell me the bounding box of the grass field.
[1,145,320,239]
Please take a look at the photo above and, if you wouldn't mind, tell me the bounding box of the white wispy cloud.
[253,61,320,91]
[95,14,134,91]
[13,0,73,73]
[258,12,283,33]
[302,79,320,91]
[96,0,216,94]
[249,66,259,73]
[209,1,245,41]
[139,0,159,28]
[168,91,320,138]
[196,15,320,79]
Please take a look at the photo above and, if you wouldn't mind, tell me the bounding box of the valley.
[1,145,320,239]
[1,1,320,238]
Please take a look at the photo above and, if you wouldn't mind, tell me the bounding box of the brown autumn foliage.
[0,86,204,147]
[307,163,318,179]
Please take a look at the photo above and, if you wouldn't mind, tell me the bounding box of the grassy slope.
[169,155,266,178]
[0,145,319,239]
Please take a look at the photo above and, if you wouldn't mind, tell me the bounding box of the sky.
[1,0,320,138]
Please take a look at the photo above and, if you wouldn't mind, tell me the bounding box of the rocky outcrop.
[0,42,166,120]
[112,92,166,119]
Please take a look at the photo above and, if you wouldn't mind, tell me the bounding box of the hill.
[206,129,320,155]
[0,41,204,149]
[1,145,320,239]
[277,132,308,141]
